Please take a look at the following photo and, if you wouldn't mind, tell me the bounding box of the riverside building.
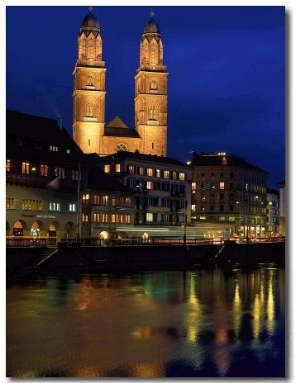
[6,110,137,244]
[188,151,269,240]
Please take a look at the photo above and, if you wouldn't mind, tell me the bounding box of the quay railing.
[6,236,285,248]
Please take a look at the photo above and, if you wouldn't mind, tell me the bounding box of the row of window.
[135,212,184,223]
[82,194,132,207]
[104,163,186,180]
[6,198,77,212]
[127,179,186,194]
[83,213,131,224]
[195,171,235,180]
[193,205,267,214]
[194,171,266,186]
[6,160,79,180]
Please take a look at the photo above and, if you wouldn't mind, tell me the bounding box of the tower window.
[86,103,94,117]
[149,105,157,120]
[150,80,157,90]
[87,75,94,86]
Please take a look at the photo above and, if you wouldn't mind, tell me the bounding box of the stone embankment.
[6,241,285,278]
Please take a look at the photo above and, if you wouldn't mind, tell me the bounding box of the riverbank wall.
[6,241,285,278]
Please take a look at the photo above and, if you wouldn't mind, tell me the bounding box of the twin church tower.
[72,7,168,157]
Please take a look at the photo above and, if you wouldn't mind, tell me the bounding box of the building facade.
[6,110,137,244]
[73,8,168,158]
[97,151,192,239]
[189,152,269,240]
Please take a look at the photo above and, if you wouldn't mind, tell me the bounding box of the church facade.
[72,8,168,157]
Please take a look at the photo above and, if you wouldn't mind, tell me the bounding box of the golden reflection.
[186,274,202,343]
[266,271,275,335]
[252,274,266,339]
[232,283,242,336]
[252,294,261,339]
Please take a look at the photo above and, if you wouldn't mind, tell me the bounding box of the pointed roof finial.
[150,8,154,18]
[88,6,93,13]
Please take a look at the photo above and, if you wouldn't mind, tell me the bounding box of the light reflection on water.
[6,263,285,378]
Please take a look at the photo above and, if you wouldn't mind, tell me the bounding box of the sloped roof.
[101,150,189,168]
[104,116,140,138]
[190,152,267,174]
[6,109,84,164]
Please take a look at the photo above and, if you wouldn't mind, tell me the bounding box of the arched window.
[149,105,157,120]
[150,80,157,90]
[86,103,94,116]
[87,75,94,86]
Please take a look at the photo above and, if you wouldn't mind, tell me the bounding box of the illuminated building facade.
[98,151,192,237]
[6,110,136,243]
[73,8,168,157]
[189,151,268,239]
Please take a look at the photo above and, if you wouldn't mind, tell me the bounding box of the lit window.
[6,197,16,209]
[22,162,30,174]
[147,168,153,176]
[81,213,89,222]
[103,196,109,206]
[104,165,110,173]
[179,173,185,181]
[93,213,100,223]
[128,165,135,175]
[69,203,76,212]
[155,169,161,177]
[49,202,60,211]
[146,181,154,190]
[163,170,170,179]
[82,194,90,205]
[138,167,144,175]
[220,182,225,190]
[146,213,153,222]
[6,160,11,172]
[93,195,101,205]
[40,165,48,176]
[115,163,121,172]
[102,213,108,223]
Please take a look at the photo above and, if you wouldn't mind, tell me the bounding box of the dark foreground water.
[6,262,285,378]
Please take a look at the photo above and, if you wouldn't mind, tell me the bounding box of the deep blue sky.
[6,5,285,189]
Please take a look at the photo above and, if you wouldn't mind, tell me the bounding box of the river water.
[6,262,285,378]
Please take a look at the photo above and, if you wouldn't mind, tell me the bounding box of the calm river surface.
[6,262,285,378]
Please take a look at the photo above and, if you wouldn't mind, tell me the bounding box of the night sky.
[6,4,285,189]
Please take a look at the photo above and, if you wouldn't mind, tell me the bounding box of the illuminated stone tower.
[72,7,106,154]
[135,10,168,156]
